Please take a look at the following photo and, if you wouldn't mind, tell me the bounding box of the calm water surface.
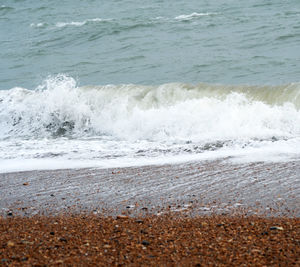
[1,0,300,89]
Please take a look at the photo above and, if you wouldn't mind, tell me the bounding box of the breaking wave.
[1,75,300,143]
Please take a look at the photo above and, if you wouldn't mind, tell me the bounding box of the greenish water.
[1,0,300,89]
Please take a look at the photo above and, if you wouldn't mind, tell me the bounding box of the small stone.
[50,231,55,235]
[116,215,128,220]
[7,241,15,247]
[59,237,67,242]
[23,182,29,186]
[135,220,144,224]
[270,226,284,231]
[7,211,13,216]
[141,240,150,246]
[21,240,33,245]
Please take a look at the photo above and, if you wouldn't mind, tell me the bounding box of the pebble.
[7,241,15,247]
[270,226,284,231]
[141,240,150,246]
[7,211,13,216]
[116,215,128,220]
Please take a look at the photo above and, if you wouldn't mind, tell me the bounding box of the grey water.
[1,0,300,90]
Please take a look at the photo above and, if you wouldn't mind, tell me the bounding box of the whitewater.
[0,75,300,173]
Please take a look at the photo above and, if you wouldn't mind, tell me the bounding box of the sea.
[1,0,300,173]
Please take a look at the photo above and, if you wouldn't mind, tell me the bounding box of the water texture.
[1,0,300,172]
[1,0,300,88]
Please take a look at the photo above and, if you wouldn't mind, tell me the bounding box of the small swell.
[174,12,217,21]
[0,5,14,14]
[55,18,112,28]
[276,33,300,41]
[30,22,47,28]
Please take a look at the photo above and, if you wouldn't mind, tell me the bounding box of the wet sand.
[1,159,299,217]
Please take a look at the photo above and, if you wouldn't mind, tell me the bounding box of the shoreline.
[1,159,299,218]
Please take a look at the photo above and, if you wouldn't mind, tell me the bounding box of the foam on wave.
[1,75,300,143]
[29,13,217,30]
[175,12,217,21]
[55,18,112,28]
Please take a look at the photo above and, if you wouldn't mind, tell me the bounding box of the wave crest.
[1,75,300,142]
[55,18,112,28]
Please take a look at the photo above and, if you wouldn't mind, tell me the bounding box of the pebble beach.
[1,161,299,265]
[1,214,299,266]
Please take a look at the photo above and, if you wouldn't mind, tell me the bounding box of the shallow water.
[1,160,299,217]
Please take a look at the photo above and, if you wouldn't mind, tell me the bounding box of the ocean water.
[1,0,300,172]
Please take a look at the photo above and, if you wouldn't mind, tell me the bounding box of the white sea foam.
[30,22,46,28]
[1,75,300,141]
[1,75,300,172]
[1,137,299,174]
[175,12,217,21]
[55,18,111,28]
